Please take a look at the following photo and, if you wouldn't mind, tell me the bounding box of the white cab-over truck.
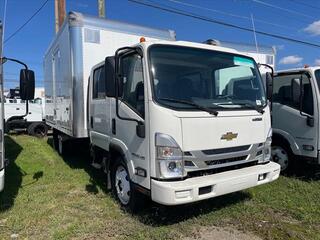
[44,12,280,210]
[271,67,320,171]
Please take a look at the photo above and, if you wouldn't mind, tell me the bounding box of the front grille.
[185,160,195,167]
[202,145,250,155]
[205,155,247,166]
[187,161,258,178]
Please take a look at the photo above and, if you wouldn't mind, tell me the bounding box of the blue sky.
[1,0,320,89]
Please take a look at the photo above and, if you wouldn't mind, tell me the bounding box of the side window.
[92,66,106,99]
[273,73,313,115]
[121,54,144,118]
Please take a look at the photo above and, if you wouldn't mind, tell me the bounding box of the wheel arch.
[108,139,135,181]
[272,129,300,155]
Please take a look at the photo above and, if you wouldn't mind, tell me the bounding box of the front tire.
[111,157,144,212]
[271,139,294,172]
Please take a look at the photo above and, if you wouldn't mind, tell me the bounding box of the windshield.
[149,45,266,111]
[315,69,320,92]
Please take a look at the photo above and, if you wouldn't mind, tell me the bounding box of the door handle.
[90,116,93,128]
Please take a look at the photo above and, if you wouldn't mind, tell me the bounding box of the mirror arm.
[22,100,29,118]
[258,63,274,76]
[0,57,28,70]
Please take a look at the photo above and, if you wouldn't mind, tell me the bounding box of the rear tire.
[111,157,144,212]
[27,122,48,137]
[53,129,59,151]
[53,130,67,156]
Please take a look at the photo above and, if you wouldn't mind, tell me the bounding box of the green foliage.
[0,135,319,239]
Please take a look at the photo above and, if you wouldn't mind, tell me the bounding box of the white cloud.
[279,55,303,65]
[315,59,320,66]
[304,20,320,36]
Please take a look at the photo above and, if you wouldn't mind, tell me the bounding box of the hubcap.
[115,165,130,205]
[35,126,45,137]
[271,146,289,171]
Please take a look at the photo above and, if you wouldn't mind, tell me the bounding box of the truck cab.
[88,39,280,208]
[272,67,320,171]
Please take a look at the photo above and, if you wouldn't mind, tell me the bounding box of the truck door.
[90,64,111,148]
[113,52,149,189]
[273,72,318,158]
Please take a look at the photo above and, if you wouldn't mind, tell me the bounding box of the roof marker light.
[140,37,146,43]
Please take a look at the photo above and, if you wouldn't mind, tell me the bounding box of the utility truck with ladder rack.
[44,12,280,210]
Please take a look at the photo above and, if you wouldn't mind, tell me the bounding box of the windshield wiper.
[158,98,219,116]
[236,102,265,114]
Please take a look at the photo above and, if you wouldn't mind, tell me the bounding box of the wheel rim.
[271,146,289,171]
[35,126,45,137]
[115,165,130,205]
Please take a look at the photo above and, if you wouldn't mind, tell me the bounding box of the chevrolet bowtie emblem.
[221,132,238,141]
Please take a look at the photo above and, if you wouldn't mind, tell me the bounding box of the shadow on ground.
[135,191,250,226]
[47,137,106,194]
[0,136,24,212]
[46,137,251,226]
[285,159,320,182]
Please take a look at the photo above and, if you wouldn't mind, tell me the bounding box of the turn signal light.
[140,37,146,43]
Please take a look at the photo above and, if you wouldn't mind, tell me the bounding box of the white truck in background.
[271,67,320,171]
[4,89,47,137]
[44,12,280,210]
[203,39,276,76]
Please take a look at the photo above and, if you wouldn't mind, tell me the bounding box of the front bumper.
[151,162,280,205]
[0,168,4,192]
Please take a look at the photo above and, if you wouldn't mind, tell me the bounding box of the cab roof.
[141,39,253,59]
[276,66,320,74]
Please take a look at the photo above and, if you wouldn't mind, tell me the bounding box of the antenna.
[251,13,259,53]
[2,0,8,50]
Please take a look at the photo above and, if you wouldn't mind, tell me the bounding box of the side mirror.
[105,57,116,97]
[291,78,301,106]
[265,72,273,101]
[136,82,144,102]
[118,76,124,97]
[20,69,35,100]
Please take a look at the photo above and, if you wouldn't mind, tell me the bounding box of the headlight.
[261,129,272,163]
[155,133,186,179]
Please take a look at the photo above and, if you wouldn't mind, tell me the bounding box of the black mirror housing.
[291,78,301,106]
[20,69,35,100]
[118,76,124,97]
[265,72,273,101]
